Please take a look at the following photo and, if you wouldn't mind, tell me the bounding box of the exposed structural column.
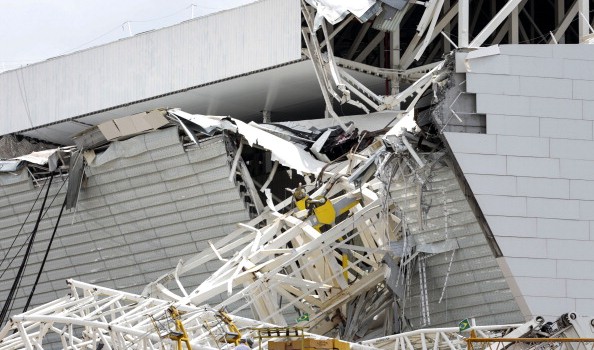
[556,0,566,43]
[511,6,519,44]
[578,0,590,40]
[391,27,401,96]
[443,0,451,51]
[262,110,271,123]
[458,0,469,47]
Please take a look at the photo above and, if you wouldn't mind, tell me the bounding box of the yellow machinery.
[216,309,242,345]
[149,306,192,350]
[292,183,360,281]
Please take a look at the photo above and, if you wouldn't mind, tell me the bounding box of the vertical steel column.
[443,0,451,51]
[557,0,566,43]
[391,26,400,97]
[578,0,590,40]
[458,0,470,47]
[511,7,519,43]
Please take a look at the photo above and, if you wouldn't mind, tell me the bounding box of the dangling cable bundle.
[0,174,53,326]
[23,196,67,312]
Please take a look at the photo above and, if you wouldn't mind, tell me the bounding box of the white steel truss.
[0,277,527,350]
[360,324,525,350]
[0,279,288,350]
[143,138,398,335]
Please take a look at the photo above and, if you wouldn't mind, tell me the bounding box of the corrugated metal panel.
[372,2,410,32]
[0,130,251,316]
[0,0,301,136]
[389,159,524,329]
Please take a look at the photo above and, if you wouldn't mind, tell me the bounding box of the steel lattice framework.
[0,279,285,350]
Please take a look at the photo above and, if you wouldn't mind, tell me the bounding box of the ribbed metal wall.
[0,0,301,136]
[0,129,251,316]
[390,158,524,328]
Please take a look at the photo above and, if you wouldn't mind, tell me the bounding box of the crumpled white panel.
[170,109,326,176]
[305,0,377,28]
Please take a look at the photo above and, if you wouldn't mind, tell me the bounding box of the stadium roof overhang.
[19,60,386,145]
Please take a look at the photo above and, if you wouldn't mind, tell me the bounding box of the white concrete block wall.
[447,45,594,320]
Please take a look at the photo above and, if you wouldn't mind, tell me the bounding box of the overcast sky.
[0,0,256,72]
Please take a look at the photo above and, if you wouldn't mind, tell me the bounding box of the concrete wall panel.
[499,45,553,58]
[476,94,530,115]
[540,118,592,140]
[509,56,565,78]
[537,218,589,240]
[563,59,594,81]
[551,139,594,161]
[573,80,594,100]
[467,74,520,95]
[557,260,594,279]
[552,45,594,60]
[517,177,569,199]
[497,135,549,157]
[519,77,572,98]
[502,257,556,278]
[526,198,579,220]
[507,157,560,178]
[487,216,536,237]
[475,195,526,216]
[530,97,582,120]
[584,100,594,120]
[487,115,540,136]
[443,132,497,154]
[452,152,507,175]
[496,237,547,258]
[561,159,594,180]
[466,174,517,196]
[570,180,594,200]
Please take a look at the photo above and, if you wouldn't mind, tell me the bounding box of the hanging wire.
[0,174,68,326]
[0,178,47,273]
[0,177,67,281]
[22,195,67,312]
[0,174,54,326]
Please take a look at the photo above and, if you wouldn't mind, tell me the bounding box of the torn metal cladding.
[0,50,516,348]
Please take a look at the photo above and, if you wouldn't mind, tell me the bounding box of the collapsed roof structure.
[1,0,594,349]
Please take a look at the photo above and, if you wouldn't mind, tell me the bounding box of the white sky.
[0,0,256,72]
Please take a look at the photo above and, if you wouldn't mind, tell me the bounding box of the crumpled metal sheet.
[170,109,326,175]
[304,0,377,27]
[0,160,22,172]
[14,149,61,171]
[168,109,235,136]
[65,151,84,210]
